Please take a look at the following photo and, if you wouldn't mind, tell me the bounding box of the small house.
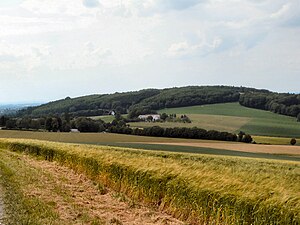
[70,129,80,133]
[138,114,161,121]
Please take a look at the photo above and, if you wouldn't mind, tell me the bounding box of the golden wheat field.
[0,139,299,224]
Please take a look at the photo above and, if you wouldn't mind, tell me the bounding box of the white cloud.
[167,37,222,57]
[83,0,100,8]
[0,41,50,72]
[0,0,300,103]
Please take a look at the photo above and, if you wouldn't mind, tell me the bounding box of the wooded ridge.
[18,86,300,119]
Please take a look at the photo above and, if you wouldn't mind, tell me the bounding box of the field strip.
[0,150,184,225]
[130,142,300,155]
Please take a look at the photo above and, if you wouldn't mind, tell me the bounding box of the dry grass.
[0,149,183,225]
[0,138,299,224]
[0,186,3,224]
[137,142,300,155]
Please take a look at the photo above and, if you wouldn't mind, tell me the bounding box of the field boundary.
[0,139,299,224]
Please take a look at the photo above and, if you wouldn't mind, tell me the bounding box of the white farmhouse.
[138,114,161,121]
[70,129,80,133]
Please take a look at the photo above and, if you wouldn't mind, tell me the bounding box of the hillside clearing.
[156,102,300,137]
[0,149,183,225]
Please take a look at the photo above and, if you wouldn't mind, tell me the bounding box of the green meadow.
[150,102,300,137]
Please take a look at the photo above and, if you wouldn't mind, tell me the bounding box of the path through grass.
[0,148,183,225]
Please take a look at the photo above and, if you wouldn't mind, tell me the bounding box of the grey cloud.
[83,0,99,8]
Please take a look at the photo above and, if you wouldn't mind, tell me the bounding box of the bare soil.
[138,142,300,156]
[21,155,184,225]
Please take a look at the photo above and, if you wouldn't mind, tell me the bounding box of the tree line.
[239,92,300,118]
[0,114,106,133]
[1,114,253,143]
[107,118,252,143]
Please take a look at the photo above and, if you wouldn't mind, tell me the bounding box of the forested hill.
[18,86,300,119]
[239,92,300,117]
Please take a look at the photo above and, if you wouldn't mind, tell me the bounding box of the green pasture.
[89,115,115,123]
[143,102,300,137]
[129,114,250,133]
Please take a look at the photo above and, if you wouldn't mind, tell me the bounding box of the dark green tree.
[242,134,253,143]
[238,131,245,142]
[160,113,168,121]
[51,118,59,132]
[5,119,16,129]
[45,117,53,132]
[0,116,8,126]
[290,138,297,146]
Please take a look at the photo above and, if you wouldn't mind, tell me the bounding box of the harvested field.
[138,142,300,155]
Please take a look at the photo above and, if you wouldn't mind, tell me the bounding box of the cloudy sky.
[0,0,299,103]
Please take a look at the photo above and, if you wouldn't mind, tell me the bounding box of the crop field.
[0,148,183,224]
[0,130,299,160]
[0,139,299,224]
[0,130,218,144]
[129,114,251,133]
[148,102,300,137]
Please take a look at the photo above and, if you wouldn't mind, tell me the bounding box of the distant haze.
[0,0,299,103]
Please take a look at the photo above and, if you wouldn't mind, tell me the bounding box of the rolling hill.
[18,86,269,117]
[17,86,300,120]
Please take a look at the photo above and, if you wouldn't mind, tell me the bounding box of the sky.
[0,0,299,103]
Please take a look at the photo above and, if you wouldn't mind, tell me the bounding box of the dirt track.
[139,142,300,156]
[22,155,183,225]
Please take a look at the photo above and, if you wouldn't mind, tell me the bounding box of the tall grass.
[0,138,299,224]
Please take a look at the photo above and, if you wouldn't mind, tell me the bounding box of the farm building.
[70,129,80,133]
[109,110,116,116]
[138,114,161,121]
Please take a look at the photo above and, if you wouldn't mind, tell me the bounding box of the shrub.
[290,138,297,145]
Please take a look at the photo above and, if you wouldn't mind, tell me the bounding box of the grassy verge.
[0,150,60,224]
[0,138,299,224]
[100,142,300,162]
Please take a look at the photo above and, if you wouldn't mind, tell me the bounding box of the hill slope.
[18,86,268,117]
[154,103,300,137]
[18,85,300,119]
